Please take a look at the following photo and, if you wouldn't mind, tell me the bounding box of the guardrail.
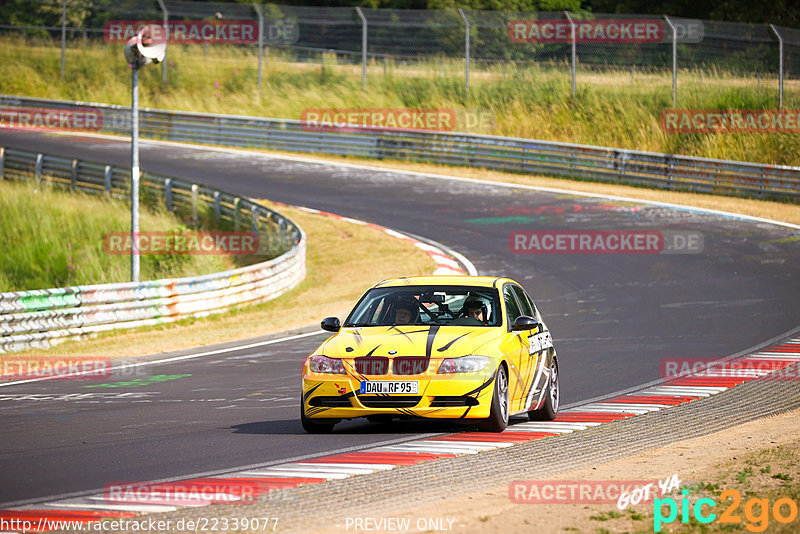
[0,146,306,354]
[2,95,799,200]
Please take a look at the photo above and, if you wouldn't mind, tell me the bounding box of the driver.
[462,296,488,324]
[394,298,417,325]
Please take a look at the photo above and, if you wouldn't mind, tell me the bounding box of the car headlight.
[308,355,346,374]
[437,355,491,374]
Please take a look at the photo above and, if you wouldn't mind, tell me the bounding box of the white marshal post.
[124,26,166,282]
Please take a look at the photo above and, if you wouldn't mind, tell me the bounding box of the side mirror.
[512,315,540,331]
[321,317,341,332]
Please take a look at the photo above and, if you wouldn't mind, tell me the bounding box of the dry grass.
[4,37,800,166]
[14,203,435,359]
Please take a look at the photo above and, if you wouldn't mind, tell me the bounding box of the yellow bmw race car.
[301,275,559,433]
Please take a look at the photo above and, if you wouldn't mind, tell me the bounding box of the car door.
[501,283,529,408]
[513,285,553,412]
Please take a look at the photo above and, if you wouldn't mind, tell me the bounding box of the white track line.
[370,445,482,455]
[235,470,351,480]
[286,464,389,475]
[38,501,179,513]
[0,330,325,388]
[423,440,516,448]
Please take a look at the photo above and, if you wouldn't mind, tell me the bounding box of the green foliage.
[736,466,754,484]
[0,180,236,292]
[588,511,623,521]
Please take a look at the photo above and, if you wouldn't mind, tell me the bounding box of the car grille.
[358,396,421,408]
[355,356,388,375]
[309,396,352,407]
[429,396,480,407]
[392,357,429,375]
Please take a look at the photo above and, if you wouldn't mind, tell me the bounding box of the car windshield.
[344,285,502,327]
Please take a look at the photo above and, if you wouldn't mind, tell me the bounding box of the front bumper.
[302,368,496,420]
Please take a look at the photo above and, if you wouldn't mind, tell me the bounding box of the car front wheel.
[300,404,338,433]
[478,364,509,432]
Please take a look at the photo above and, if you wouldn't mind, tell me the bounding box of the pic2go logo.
[654,489,798,532]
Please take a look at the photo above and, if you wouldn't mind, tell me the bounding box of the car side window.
[511,285,534,317]
[504,285,522,326]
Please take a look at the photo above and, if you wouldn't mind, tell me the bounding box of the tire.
[300,404,338,433]
[529,358,559,421]
[478,364,509,432]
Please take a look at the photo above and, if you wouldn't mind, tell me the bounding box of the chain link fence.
[1,1,798,104]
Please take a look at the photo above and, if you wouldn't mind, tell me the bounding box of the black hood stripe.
[425,325,440,359]
[351,330,363,347]
[388,326,413,341]
[437,333,470,352]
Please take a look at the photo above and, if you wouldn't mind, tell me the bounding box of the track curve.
[1,130,798,506]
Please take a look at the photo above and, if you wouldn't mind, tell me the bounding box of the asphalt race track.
[1,130,799,506]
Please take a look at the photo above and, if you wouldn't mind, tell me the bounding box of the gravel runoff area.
[54,363,800,534]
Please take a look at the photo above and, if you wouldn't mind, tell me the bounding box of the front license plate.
[359,381,419,394]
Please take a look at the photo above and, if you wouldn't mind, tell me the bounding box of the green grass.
[2,36,800,167]
[589,511,623,521]
[0,179,238,291]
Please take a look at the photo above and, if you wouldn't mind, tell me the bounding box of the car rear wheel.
[478,364,509,432]
[300,404,338,433]
[529,359,559,421]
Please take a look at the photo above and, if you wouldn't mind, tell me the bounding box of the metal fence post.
[253,3,264,95]
[355,7,367,90]
[104,165,112,194]
[213,191,221,223]
[770,24,784,109]
[564,12,576,98]
[131,66,140,282]
[71,159,78,191]
[61,0,66,79]
[458,9,470,95]
[191,183,199,225]
[165,177,173,211]
[251,205,259,233]
[234,198,241,230]
[35,153,43,183]
[0,147,4,180]
[664,16,677,106]
[156,0,168,88]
